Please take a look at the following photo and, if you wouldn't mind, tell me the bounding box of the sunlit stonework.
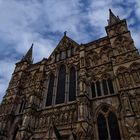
[0,10,140,140]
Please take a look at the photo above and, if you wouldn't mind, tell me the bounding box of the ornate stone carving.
[125,118,140,140]
[120,92,132,115]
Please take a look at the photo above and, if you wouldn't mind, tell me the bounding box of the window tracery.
[97,105,121,140]
[91,75,114,98]
[56,65,66,104]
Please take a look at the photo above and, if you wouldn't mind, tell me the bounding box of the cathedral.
[0,9,140,140]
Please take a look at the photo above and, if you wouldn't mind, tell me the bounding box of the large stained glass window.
[56,65,66,104]
[97,113,109,140]
[108,112,121,140]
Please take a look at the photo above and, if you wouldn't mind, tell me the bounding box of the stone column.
[76,45,93,139]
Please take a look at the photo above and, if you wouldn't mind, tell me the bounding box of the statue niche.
[130,62,140,85]
[100,46,113,63]
[116,66,132,88]
[114,36,133,54]
[86,51,99,67]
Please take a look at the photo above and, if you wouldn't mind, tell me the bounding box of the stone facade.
[0,10,140,140]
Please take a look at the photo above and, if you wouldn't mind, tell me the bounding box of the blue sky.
[0,0,140,102]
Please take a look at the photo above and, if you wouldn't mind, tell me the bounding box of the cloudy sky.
[0,0,140,102]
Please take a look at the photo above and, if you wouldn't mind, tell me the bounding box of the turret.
[1,44,34,114]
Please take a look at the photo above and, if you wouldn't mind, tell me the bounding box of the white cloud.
[0,0,140,102]
[0,59,15,102]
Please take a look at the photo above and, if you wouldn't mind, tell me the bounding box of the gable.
[48,35,80,63]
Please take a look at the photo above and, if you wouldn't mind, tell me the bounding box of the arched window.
[107,78,114,94]
[102,79,108,95]
[97,113,109,140]
[108,112,121,139]
[97,106,121,140]
[96,81,101,96]
[56,65,66,104]
[91,83,96,98]
[46,74,55,106]
[69,67,76,101]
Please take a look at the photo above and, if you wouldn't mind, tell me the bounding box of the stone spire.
[21,43,33,63]
[108,9,120,25]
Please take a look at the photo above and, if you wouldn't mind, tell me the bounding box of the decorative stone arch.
[86,55,93,67]
[94,103,122,140]
[86,50,99,66]
[56,63,67,71]
[117,66,133,88]
[100,73,115,95]
[129,62,140,85]
[114,35,133,53]
[94,103,118,120]
[130,62,140,70]
[107,48,113,59]
[90,74,102,98]
[100,46,111,63]
[67,64,77,72]
[116,66,128,75]
[92,51,99,66]
[90,72,99,82]
[100,73,111,80]
[89,73,99,98]
[116,55,125,63]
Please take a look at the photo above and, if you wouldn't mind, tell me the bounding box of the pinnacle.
[108,9,120,25]
[21,43,33,63]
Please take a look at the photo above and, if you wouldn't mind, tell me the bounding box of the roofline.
[83,36,108,46]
